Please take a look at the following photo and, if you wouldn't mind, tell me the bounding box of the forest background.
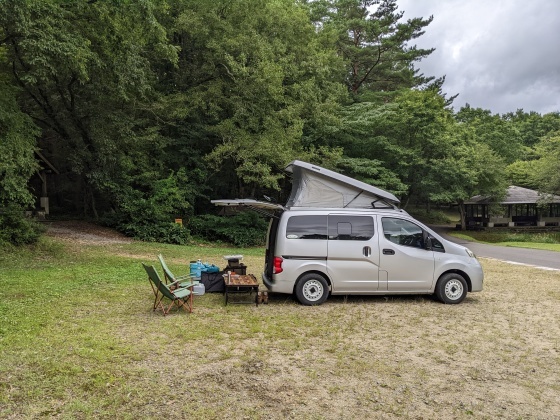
[1,0,559,246]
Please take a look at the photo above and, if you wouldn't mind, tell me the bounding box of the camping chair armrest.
[169,280,181,288]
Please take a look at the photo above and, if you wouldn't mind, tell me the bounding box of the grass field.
[449,231,560,252]
[1,229,559,419]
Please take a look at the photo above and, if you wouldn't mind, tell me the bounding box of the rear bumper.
[262,272,294,294]
[262,271,273,290]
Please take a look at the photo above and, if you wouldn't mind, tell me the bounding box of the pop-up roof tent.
[212,160,400,211]
[284,160,399,209]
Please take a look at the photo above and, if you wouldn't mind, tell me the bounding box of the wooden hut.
[465,186,560,228]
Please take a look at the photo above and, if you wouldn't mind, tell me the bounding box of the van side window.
[286,215,328,239]
[381,218,424,249]
[328,216,374,241]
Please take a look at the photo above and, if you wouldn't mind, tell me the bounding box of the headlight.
[465,248,476,258]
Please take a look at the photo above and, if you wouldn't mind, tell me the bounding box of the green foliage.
[103,170,192,244]
[311,0,435,96]
[503,110,560,148]
[456,105,524,164]
[534,132,560,195]
[0,74,38,209]
[505,160,540,189]
[188,212,268,247]
[1,0,557,245]
[0,0,178,218]
[332,157,407,196]
[0,206,44,246]
[452,230,560,245]
[406,208,453,225]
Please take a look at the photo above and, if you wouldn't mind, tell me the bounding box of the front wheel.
[295,274,329,306]
[435,273,468,304]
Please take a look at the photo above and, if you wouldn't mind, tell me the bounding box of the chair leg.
[189,290,193,313]
[175,298,190,313]
[149,279,160,311]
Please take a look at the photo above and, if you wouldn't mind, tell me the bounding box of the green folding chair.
[142,263,193,315]
[157,254,199,290]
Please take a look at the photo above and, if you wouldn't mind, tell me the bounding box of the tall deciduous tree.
[161,0,346,196]
[455,105,524,164]
[534,132,560,195]
[0,0,185,219]
[0,72,38,209]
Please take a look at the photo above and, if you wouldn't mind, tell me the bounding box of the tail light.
[273,257,283,274]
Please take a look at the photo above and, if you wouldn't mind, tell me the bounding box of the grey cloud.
[398,0,560,114]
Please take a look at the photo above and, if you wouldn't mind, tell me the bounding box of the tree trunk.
[457,200,466,230]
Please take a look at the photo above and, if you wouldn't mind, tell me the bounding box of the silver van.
[213,161,483,305]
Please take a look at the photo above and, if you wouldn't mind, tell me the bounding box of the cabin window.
[286,216,328,240]
[327,216,374,241]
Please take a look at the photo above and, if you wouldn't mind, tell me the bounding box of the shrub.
[103,170,192,244]
[407,208,453,225]
[188,212,268,247]
[0,207,44,246]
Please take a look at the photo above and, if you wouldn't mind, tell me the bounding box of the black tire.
[435,273,468,304]
[295,273,329,306]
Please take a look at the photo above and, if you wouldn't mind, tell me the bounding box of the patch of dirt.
[43,220,133,245]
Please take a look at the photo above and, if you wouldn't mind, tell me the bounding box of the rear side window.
[328,215,374,241]
[286,215,328,239]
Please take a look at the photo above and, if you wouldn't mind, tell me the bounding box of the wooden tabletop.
[223,273,258,286]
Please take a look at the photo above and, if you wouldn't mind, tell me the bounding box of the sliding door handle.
[383,249,395,255]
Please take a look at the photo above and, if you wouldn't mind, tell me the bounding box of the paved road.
[434,226,560,271]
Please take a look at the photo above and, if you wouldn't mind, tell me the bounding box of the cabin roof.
[466,186,560,205]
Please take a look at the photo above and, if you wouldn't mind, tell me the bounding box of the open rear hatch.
[211,199,283,284]
[211,199,285,217]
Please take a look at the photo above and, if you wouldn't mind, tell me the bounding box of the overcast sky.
[396,0,560,115]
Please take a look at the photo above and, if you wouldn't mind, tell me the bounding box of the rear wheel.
[295,273,329,306]
[435,273,468,304]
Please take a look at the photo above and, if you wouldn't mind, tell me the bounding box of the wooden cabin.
[465,186,560,228]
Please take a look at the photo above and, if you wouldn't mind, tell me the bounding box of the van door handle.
[363,246,371,257]
[383,249,395,255]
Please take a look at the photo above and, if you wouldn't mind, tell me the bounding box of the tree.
[455,105,524,164]
[0,60,42,244]
[310,0,435,99]
[503,109,560,148]
[534,132,560,195]
[331,89,458,205]
[162,0,346,196]
[0,76,38,210]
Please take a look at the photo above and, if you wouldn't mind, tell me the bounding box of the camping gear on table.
[223,255,247,275]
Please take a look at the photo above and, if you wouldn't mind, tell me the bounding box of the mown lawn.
[1,236,559,419]
[449,231,560,252]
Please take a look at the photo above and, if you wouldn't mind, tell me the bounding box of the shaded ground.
[44,220,133,245]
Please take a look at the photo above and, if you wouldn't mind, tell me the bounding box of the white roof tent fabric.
[284,160,400,209]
